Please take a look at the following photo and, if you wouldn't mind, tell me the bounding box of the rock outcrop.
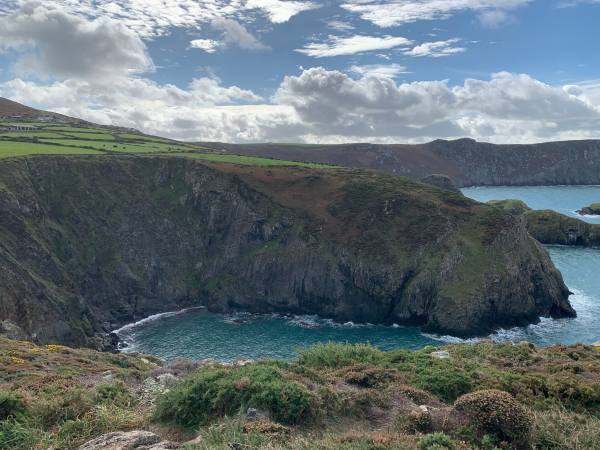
[79,431,177,450]
[0,156,574,346]
[487,200,600,247]
[577,203,600,216]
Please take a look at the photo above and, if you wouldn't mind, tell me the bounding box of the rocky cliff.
[487,200,600,247]
[0,156,574,347]
[202,138,600,186]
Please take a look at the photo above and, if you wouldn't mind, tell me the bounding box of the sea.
[117,185,600,361]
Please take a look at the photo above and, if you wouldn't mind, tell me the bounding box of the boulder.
[79,431,178,450]
[0,320,28,341]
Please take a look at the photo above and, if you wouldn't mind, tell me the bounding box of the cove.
[118,186,600,361]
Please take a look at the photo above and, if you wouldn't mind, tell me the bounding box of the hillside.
[0,156,573,348]
[200,138,600,186]
[0,338,599,449]
[0,97,85,124]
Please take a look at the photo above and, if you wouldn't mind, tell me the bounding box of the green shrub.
[154,363,314,427]
[418,432,454,450]
[0,392,26,420]
[94,382,133,407]
[0,419,40,450]
[454,389,532,447]
[29,386,93,427]
[298,343,385,368]
[412,362,472,402]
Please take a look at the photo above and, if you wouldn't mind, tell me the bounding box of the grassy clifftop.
[0,338,599,449]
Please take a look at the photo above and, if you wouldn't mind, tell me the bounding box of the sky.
[0,0,599,144]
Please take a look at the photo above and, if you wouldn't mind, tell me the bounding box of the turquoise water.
[463,185,600,224]
[119,186,600,361]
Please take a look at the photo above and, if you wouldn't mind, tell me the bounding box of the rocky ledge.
[577,203,600,216]
[0,156,574,347]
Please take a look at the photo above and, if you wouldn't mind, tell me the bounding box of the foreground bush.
[154,363,314,427]
[0,391,26,420]
[454,389,532,447]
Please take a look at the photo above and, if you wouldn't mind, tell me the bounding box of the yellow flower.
[45,344,66,352]
[10,356,26,365]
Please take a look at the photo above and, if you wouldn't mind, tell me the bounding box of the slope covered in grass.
[1,339,599,449]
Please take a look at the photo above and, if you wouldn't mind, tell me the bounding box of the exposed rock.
[0,320,28,340]
[420,174,461,194]
[577,203,600,216]
[246,407,269,421]
[79,431,178,450]
[430,351,451,359]
[156,373,178,386]
[0,156,574,343]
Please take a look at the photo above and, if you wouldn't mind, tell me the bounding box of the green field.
[163,152,336,167]
[0,121,336,168]
[0,141,103,158]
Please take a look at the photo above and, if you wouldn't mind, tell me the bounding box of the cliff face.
[202,139,600,186]
[0,156,574,347]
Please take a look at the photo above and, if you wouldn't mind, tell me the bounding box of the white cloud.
[0,1,152,81]
[327,20,355,31]
[296,35,412,57]
[2,69,599,145]
[190,39,220,53]
[0,0,315,39]
[403,39,466,58]
[212,18,268,50]
[340,0,531,28]
[190,18,268,54]
[349,63,408,78]
[246,0,319,23]
[477,9,514,27]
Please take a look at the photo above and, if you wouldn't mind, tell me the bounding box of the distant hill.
[199,138,600,186]
[3,97,599,186]
[0,97,87,124]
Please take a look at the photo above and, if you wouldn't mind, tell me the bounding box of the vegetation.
[0,120,337,168]
[0,338,599,449]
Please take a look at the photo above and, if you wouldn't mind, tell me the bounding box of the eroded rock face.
[0,156,574,346]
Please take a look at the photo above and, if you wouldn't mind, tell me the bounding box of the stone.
[430,351,451,359]
[78,430,179,450]
[156,373,178,386]
[246,407,269,421]
[0,320,28,340]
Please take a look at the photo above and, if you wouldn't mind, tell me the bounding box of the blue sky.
[0,0,599,144]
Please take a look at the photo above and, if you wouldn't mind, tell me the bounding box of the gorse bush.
[0,391,26,420]
[0,419,39,450]
[297,342,385,368]
[154,363,314,427]
[418,433,454,450]
[94,382,133,407]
